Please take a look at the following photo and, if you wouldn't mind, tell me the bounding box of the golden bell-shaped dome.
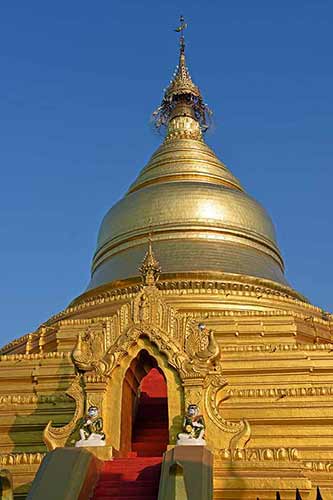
[87,29,288,291]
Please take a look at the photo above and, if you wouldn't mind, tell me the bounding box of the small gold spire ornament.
[152,15,212,133]
[139,236,161,286]
[166,16,201,101]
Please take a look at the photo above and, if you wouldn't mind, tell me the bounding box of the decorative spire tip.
[152,16,212,135]
[174,15,187,55]
[139,235,161,286]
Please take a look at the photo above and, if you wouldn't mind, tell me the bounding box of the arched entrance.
[120,350,169,457]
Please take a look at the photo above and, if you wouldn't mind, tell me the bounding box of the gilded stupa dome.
[87,25,288,291]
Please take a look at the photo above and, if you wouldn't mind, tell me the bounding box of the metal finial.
[152,16,212,134]
[174,15,187,55]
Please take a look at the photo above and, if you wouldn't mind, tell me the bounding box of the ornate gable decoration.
[72,240,221,380]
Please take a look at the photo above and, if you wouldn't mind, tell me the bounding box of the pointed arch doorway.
[120,350,169,457]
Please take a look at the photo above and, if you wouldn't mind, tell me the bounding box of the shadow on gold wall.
[6,358,76,498]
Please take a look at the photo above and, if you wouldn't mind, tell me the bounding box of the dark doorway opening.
[132,367,168,457]
[120,350,169,457]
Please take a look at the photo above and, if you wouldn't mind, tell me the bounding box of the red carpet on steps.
[93,457,162,500]
[92,368,168,499]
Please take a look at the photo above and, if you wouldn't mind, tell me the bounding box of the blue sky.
[0,1,332,346]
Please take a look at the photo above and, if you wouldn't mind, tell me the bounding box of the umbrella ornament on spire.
[152,16,212,134]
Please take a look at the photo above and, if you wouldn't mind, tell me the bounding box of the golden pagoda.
[0,17,332,500]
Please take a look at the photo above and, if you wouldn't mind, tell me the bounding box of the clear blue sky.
[1,1,332,346]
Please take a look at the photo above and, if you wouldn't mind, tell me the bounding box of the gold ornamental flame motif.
[139,237,161,286]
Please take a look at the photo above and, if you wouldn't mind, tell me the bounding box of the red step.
[95,486,158,496]
[92,457,162,499]
[96,497,156,500]
[92,368,168,499]
[95,497,157,500]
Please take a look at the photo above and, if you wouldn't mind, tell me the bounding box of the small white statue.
[177,404,206,446]
[75,406,106,447]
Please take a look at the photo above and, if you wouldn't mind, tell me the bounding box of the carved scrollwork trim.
[228,385,333,399]
[303,460,333,472]
[43,376,84,451]
[0,452,46,467]
[100,324,191,379]
[0,393,70,406]
[215,447,299,462]
[0,352,70,362]
[204,373,251,448]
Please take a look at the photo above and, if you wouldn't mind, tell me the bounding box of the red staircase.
[92,368,168,499]
[93,457,162,500]
[132,368,168,457]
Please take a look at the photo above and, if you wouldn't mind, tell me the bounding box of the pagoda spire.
[152,16,212,135]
